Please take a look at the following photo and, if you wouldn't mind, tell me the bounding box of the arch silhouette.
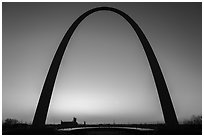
[32,7,178,128]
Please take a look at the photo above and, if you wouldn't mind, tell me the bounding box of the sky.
[2,2,202,124]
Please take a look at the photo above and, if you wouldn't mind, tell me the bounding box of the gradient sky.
[2,2,201,124]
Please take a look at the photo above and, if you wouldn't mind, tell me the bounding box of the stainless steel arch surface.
[32,7,178,128]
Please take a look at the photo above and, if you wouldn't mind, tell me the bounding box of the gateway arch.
[32,7,178,128]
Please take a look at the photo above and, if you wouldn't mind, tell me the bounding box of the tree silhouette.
[183,115,202,125]
[3,118,19,125]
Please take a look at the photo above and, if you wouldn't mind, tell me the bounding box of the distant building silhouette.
[61,117,78,128]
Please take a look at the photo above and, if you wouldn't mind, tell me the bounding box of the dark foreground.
[3,125,202,135]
